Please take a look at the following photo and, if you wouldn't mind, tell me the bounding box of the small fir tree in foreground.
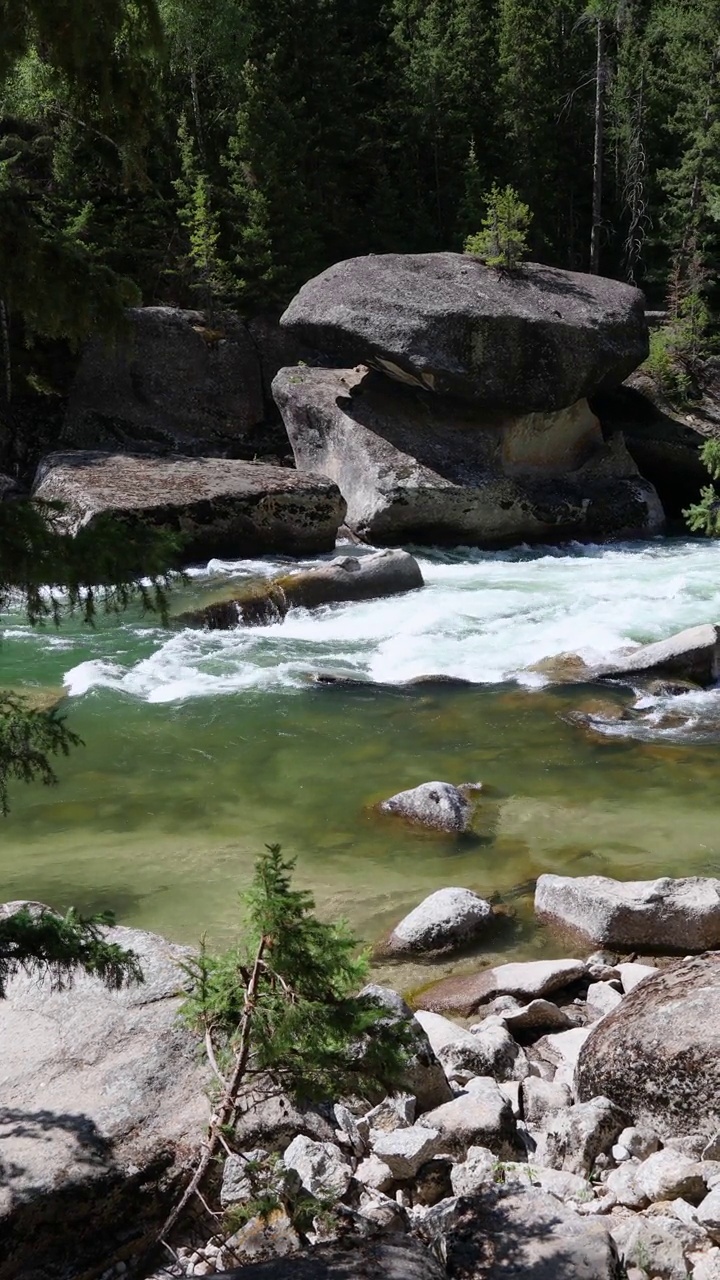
[464,183,532,269]
[158,845,414,1246]
[685,439,720,537]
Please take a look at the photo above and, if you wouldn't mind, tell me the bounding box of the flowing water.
[3,537,720,988]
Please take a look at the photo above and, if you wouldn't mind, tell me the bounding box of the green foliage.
[0,692,80,815]
[644,275,712,401]
[0,904,143,997]
[684,439,720,537]
[182,844,413,1103]
[465,184,532,269]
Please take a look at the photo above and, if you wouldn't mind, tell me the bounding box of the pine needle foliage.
[0,498,179,626]
[0,904,143,998]
[0,692,80,815]
[684,439,720,536]
[465,184,532,269]
[181,844,413,1104]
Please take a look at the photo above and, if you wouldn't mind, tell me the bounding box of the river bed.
[2,537,720,989]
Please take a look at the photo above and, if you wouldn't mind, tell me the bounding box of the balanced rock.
[535,873,720,951]
[380,887,494,958]
[575,952,720,1140]
[0,910,209,1280]
[372,1126,442,1179]
[280,254,648,410]
[32,451,345,562]
[414,957,587,1018]
[274,365,662,547]
[379,782,475,835]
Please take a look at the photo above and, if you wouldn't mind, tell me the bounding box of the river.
[3,536,720,989]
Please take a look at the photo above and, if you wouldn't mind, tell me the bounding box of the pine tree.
[465,184,532,268]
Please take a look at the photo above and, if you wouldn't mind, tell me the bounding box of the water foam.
[37,538,720,707]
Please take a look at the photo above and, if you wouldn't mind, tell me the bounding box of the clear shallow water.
[2,537,720,987]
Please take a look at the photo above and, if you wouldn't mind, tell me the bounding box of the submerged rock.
[178,549,423,629]
[274,365,662,547]
[280,253,648,410]
[575,952,720,1140]
[379,887,495,958]
[535,873,720,951]
[379,781,476,834]
[32,451,346,563]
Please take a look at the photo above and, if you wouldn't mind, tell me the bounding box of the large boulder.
[379,887,495,959]
[438,1187,623,1278]
[575,952,720,1140]
[279,254,648,411]
[63,306,272,456]
[598,622,720,687]
[32,451,345,562]
[379,782,477,835]
[535,874,720,951]
[176,549,423,629]
[0,912,209,1280]
[273,365,663,546]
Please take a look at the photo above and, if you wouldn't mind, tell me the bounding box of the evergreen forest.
[2,0,720,402]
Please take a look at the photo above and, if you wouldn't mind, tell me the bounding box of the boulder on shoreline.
[177,549,423,629]
[413,958,588,1018]
[0,907,209,1280]
[273,365,663,547]
[280,254,648,411]
[377,887,495,959]
[576,952,720,1140]
[32,451,346,562]
[535,873,720,952]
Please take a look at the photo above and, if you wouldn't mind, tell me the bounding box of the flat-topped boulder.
[598,622,720,686]
[536,874,720,951]
[279,253,648,412]
[413,958,588,1018]
[177,549,422,629]
[576,952,720,1140]
[273,365,663,546]
[32,451,345,562]
[0,908,209,1280]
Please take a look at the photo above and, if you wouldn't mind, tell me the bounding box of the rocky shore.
[3,874,720,1280]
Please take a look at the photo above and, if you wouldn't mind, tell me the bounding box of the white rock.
[634,1149,707,1205]
[543,1096,629,1177]
[492,998,574,1032]
[606,1160,646,1209]
[282,1135,352,1200]
[359,1093,416,1142]
[333,1103,365,1155]
[468,1018,530,1082]
[704,1134,720,1162]
[372,1125,442,1179]
[612,1144,630,1163]
[414,1010,507,1083]
[586,980,623,1017]
[521,1077,573,1126]
[419,1077,520,1158]
[698,1188,720,1241]
[693,1247,720,1279]
[545,1026,592,1070]
[379,783,474,834]
[220,1148,269,1207]
[610,1215,696,1280]
[385,887,494,955]
[617,961,657,993]
[450,1145,497,1196]
[617,1126,661,1161]
[498,1081,522,1118]
[535,872,720,951]
[354,1154,395,1193]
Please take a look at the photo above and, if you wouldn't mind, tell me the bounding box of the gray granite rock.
[536,873,720,950]
[382,887,494,956]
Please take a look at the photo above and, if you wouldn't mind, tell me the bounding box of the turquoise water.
[3,538,720,985]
